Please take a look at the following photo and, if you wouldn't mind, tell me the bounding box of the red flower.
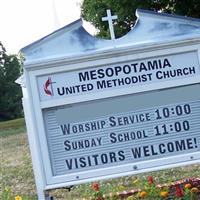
[97,197,103,200]
[147,176,154,184]
[92,182,100,191]
[175,185,184,197]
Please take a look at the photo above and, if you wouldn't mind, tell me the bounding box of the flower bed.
[85,177,200,200]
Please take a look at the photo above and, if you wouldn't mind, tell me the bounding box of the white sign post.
[19,9,200,199]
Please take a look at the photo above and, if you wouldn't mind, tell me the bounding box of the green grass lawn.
[1,118,200,200]
[0,118,26,137]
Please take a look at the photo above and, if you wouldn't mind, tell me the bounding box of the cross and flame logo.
[44,77,55,96]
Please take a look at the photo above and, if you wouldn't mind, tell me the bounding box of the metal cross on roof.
[102,9,118,41]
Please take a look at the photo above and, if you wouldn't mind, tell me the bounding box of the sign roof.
[21,9,200,64]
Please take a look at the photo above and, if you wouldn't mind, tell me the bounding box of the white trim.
[24,37,200,68]
[30,43,200,76]
[29,74,54,181]
[22,97,46,199]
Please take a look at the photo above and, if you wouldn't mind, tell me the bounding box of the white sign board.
[20,10,200,199]
[23,48,200,192]
[42,83,200,184]
[27,48,200,189]
[38,51,200,101]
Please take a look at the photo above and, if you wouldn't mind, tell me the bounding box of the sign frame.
[23,41,200,191]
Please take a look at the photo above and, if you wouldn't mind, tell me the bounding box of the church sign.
[38,51,199,101]
[19,9,200,200]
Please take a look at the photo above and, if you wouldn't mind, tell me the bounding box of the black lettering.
[109,116,116,127]
[115,66,122,75]
[131,63,138,72]
[85,123,90,131]
[87,155,92,166]
[78,124,84,132]
[183,68,189,75]
[123,65,131,74]
[101,120,106,128]
[97,68,105,78]
[131,147,141,158]
[147,60,158,70]
[110,132,117,143]
[151,145,158,155]
[65,159,73,170]
[79,71,89,82]
[141,74,147,81]
[189,66,196,74]
[90,70,97,80]
[156,71,162,79]
[123,132,130,141]
[110,152,117,162]
[167,142,174,152]
[176,69,183,76]
[159,143,166,153]
[96,80,106,89]
[143,146,150,156]
[92,154,99,165]
[72,125,78,133]
[60,124,70,135]
[79,157,87,167]
[78,140,85,149]
[140,62,147,72]
[64,140,71,151]
[175,140,186,151]
[118,150,126,161]
[163,58,171,68]
[57,87,65,95]
[65,86,74,94]
[186,138,194,149]
[106,68,114,77]
[101,154,108,164]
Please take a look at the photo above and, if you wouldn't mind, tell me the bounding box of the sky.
[0,0,95,54]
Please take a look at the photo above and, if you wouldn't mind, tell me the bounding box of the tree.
[0,42,23,121]
[81,0,200,39]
